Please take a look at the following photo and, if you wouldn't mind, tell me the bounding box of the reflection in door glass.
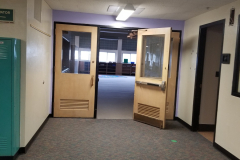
[61,31,91,74]
[141,35,165,79]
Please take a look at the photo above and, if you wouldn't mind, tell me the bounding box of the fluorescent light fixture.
[116,4,135,21]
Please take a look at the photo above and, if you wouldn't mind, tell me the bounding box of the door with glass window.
[133,28,172,129]
[54,24,97,117]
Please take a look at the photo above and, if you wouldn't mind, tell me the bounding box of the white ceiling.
[45,0,237,20]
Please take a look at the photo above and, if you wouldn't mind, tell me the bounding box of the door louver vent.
[60,99,89,110]
[138,103,160,119]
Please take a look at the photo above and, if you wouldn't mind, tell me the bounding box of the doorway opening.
[52,22,181,126]
[97,28,137,119]
[192,20,225,142]
[96,27,182,122]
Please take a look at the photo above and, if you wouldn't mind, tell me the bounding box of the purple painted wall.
[51,10,185,116]
[53,10,184,30]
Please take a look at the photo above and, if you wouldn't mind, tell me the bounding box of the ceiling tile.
[45,0,237,20]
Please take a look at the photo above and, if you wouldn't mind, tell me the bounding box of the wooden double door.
[53,23,180,129]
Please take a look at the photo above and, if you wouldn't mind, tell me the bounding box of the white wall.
[0,0,52,147]
[0,0,27,147]
[178,1,240,158]
[24,0,52,146]
[199,25,223,125]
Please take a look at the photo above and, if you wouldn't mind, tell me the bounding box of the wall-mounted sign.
[0,9,13,22]
[229,8,235,26]
[222,54,231,64]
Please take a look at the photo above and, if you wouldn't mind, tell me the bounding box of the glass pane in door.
[141,35,165,79]
[61,31,91,74]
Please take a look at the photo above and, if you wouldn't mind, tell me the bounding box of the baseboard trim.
[213,142,239,160]
[19,114,51,154]
[174,117,193,131]
[0,156,14,160]
[198,124,215,131]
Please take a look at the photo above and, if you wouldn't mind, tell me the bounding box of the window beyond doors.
[232,15,240,97]
[122,52,137,63]
[99,51,116,62]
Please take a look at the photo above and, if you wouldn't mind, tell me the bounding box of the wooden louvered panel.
[60,99,89,110]
[138,103,160,119]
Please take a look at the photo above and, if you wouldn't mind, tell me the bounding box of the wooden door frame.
[52,21,182,119]
[172,30,182,119]
[191,20,225,141]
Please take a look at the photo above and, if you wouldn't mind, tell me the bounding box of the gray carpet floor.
[97,75,135,119]
[17,119,229,160]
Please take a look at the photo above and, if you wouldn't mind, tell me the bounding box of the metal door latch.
[159,81,166,91]
[136,80,166,91]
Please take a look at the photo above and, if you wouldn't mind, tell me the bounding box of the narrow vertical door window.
[62,31,91,74]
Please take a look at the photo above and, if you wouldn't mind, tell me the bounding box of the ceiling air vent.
[107,5,120,13]
[134,8,145,15]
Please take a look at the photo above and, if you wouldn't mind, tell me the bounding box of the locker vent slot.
[138,103,160,119]
[0,138,7,150]
[0,46,8,60]
[60,99,89,110]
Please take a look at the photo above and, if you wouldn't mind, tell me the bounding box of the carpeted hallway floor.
[97,75,135,119]
[17,119,229,160]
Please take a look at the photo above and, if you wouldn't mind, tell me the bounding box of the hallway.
[97,75,135,119]
[17,119,229,160]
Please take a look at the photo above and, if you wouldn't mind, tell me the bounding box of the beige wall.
[199,25,223,125]
[0,0,52,147]
[0,0,27,147]
[178,1,240,158]
[24,0,52,146]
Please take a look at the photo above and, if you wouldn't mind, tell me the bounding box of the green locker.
[0,38,21,157]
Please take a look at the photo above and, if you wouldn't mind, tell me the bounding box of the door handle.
[90,75,94,87]
[159,81,166,91]
[135,81,166,91]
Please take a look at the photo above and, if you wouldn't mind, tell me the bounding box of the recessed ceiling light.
[134,8,145,15]
[107,5,120,13]
[116,4,135,21]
